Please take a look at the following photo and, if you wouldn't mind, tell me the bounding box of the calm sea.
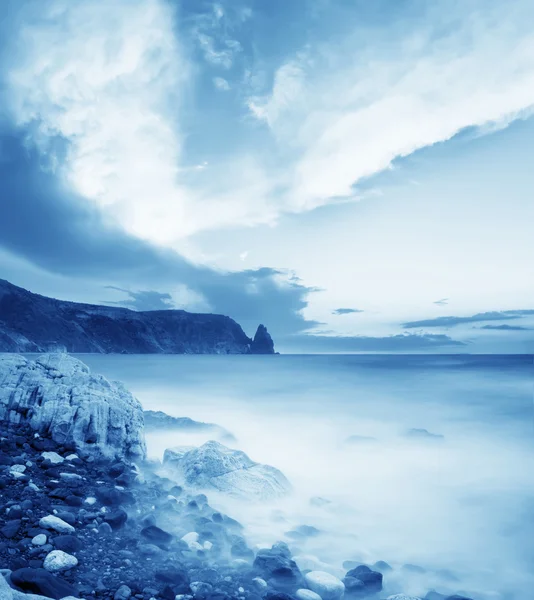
[77,354,534,600]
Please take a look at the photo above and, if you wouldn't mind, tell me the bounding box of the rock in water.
[0,353,146,460]
[163,441,291,500]
[304,572,345,600]
[250,324,275,354]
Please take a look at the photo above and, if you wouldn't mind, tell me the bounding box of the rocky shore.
[0,353,474,600]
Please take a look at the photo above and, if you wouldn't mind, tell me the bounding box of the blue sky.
[0,0,533,353]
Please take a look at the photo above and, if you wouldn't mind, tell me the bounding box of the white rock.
[251,578,268,591]
[65,454,79,461]
[43,550,78,572]
[32,534,47,546]
[39,515,75,534]
[203,541,213,551]
[296,590,323,600]
[163,441,291,501]
[60,473,82,481]
[10,465,26,473]
[304,572,345,600]
[84,497,97,506]
[10,471,26,480]
[181,532,199,546]
[41,452,64,465]
[28,482,40,492]
[0,353,146,460]
[386,596,422,600]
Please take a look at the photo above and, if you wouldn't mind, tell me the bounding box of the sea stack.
[250,324,275,354]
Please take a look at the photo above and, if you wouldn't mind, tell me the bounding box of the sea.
[77,353,534,600]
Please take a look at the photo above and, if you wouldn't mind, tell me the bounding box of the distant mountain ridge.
[0,279,275,354]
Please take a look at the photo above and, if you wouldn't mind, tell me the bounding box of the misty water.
[78,354,534,600]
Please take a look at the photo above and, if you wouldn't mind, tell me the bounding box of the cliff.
[0,279,275,354]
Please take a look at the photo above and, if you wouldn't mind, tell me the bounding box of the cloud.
[248,0,534,212]
[280,333,466,353]
[403,310,534,329]
[104,287,176,311]
[434,298,449,306]
[332,308,364,315]
[0,123,318,338]
[479,324,531,332]
[213,76,231,91]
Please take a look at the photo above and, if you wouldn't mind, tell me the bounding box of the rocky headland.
[0,353,473,600]
[0,280,275,355]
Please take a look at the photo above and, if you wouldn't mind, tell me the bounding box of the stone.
[31,535,47,546]
[386,595,422,600]
[296,591,323,600]
[39,516,75,534]
[304,572,344,600]
[52,535,81,553]
[114,585,132,600]
[0,353,146,460]
[41,452,64,465]
[140,525,173,548]
[43,550,78,573]
[164,441,291,501]
[345,566,382,595]
[253,544,304,591]
[104,508,128,530]
[1,520,21,539]
[10,568,78,600]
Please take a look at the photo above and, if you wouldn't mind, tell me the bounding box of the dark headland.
[0,279,275,355]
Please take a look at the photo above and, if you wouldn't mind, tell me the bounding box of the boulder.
[0,353,146,460]
[304,572,345,600]
[39,516,74,534]
[43,551,78,573]
[10,568,78,600]
[163,441,291,501]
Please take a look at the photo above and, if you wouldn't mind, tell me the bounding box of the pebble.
[43,549,79,572]
[31,534,47,546]
[114,584,132,600]
[39,515,75,534]
[41,452,65,465]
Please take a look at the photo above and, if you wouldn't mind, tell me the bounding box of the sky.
[0,0,533,353]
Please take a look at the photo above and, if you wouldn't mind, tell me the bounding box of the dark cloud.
[104,287,176,311]
[433,298,449,306]
[279,333,466,353]
[332,308,364,315]
[403,310,534,329]
[479,324,531,332]
[0,124,318,338]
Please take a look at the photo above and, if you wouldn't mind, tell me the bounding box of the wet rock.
[31,535,47,546]
[10,567,78,600]
[43,550,78,573]
[1,521,22,539]
[114,584,132,600]
[344,566,382,596]
[51,535,81,553]
[38,516,74,534]
[296,590,322,600]
[164,441,290,501]
[253,543,304,592]
[140,525,173,548]
[104,508,128,530]
[304,571,344,600]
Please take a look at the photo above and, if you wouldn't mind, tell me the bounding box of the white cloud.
[5,0,534,250]
[213,76,231,91]
[249,1,534,211]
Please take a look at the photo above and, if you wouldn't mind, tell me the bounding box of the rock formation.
[250,324,276,354]
[163,441,291,501]
[0,279,275,355]
[143,411,236,442]
[0,353,146,460]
